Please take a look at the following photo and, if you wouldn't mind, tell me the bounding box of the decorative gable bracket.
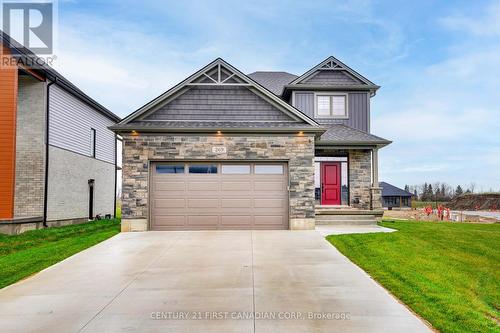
[288,56,377,86]
[187,63,250,86]
[319,59,344,70]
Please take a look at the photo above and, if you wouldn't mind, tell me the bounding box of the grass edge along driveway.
[326,220,500,333]
[0,219,120,289]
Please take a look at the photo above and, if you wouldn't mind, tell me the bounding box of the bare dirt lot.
[383,209,500,223]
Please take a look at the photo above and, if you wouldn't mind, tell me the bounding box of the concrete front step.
[314,208,382,226]
[315,219,378,226]
[316,214,379,226]
[315,209,384,217]
[316,214,379,221]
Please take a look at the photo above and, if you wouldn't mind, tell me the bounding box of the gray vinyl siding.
[49,84,116,164]
[293,91,369,132]
[143,85,296,122]
[300,70,363,85]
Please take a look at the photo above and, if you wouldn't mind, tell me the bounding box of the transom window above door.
[315,94,348,118]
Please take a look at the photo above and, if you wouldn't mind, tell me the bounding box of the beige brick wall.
[14,76,46,218]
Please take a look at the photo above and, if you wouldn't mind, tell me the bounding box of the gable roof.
[247,71,297,96]
[317,124,391,147]
[290,56,378,86]
[282,56,380,98]
[0,31,120,122]
[112,58,323,133]
[380,182,414,197]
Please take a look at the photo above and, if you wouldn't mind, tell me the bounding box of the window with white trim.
[315,94,347,118]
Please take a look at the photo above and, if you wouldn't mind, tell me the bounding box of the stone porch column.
[370,147,382,210]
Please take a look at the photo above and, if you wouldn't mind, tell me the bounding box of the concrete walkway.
[0,229,431,332]
[315,224,396,236]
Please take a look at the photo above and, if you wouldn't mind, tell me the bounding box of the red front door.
[321,162,341,205]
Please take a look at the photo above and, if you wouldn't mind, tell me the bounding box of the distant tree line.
[404,182,482,201]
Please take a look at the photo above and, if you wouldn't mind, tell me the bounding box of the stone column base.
[370,187,383,210]
[121,219,148,232]
[290,218,315,230]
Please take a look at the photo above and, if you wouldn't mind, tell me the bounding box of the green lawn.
[0,219,120,289]
[326,220,500,333]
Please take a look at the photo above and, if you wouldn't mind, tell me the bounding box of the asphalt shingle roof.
[318,124,391,144]
[247,71,298,96]
[380,182,414,197]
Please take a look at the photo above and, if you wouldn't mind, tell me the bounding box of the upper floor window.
[90,128,96,158]
[315,94,348,118]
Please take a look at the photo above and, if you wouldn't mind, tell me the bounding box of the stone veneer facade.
[349,150,373,210]
[121,134,316,231]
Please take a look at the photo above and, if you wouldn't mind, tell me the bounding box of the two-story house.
[111,57,391,231]
[0,33,120,234]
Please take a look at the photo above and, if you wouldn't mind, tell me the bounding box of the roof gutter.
[283,84,380,90]
[109,126,327,136]
[282,84,380,99]
[315,141,392,149]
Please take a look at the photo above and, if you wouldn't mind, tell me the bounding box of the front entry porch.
[314,147,384,226]
[314,148,382,209]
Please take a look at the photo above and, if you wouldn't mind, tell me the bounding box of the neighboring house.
[0,34,120,234]
[380,182,414,209]
[111,56,391,231]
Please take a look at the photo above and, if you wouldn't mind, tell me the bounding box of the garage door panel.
[155,182,185,191]
[154,198,185,208]
[221,182,252,191]
[218,209,254,216]
[153,192,187,200]
[253,193,286,199]
[188,182,219,191]
[254,216,284,225]
[153,215,186,227]
[221,198,252,208]
[188,198,219,208]
[221,216,253,225]
[151,162,288,230]
[254,181,285,191]
[188,215,219,226]
[254,198,284,208]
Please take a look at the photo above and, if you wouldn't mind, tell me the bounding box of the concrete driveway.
[0,230,431,332]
